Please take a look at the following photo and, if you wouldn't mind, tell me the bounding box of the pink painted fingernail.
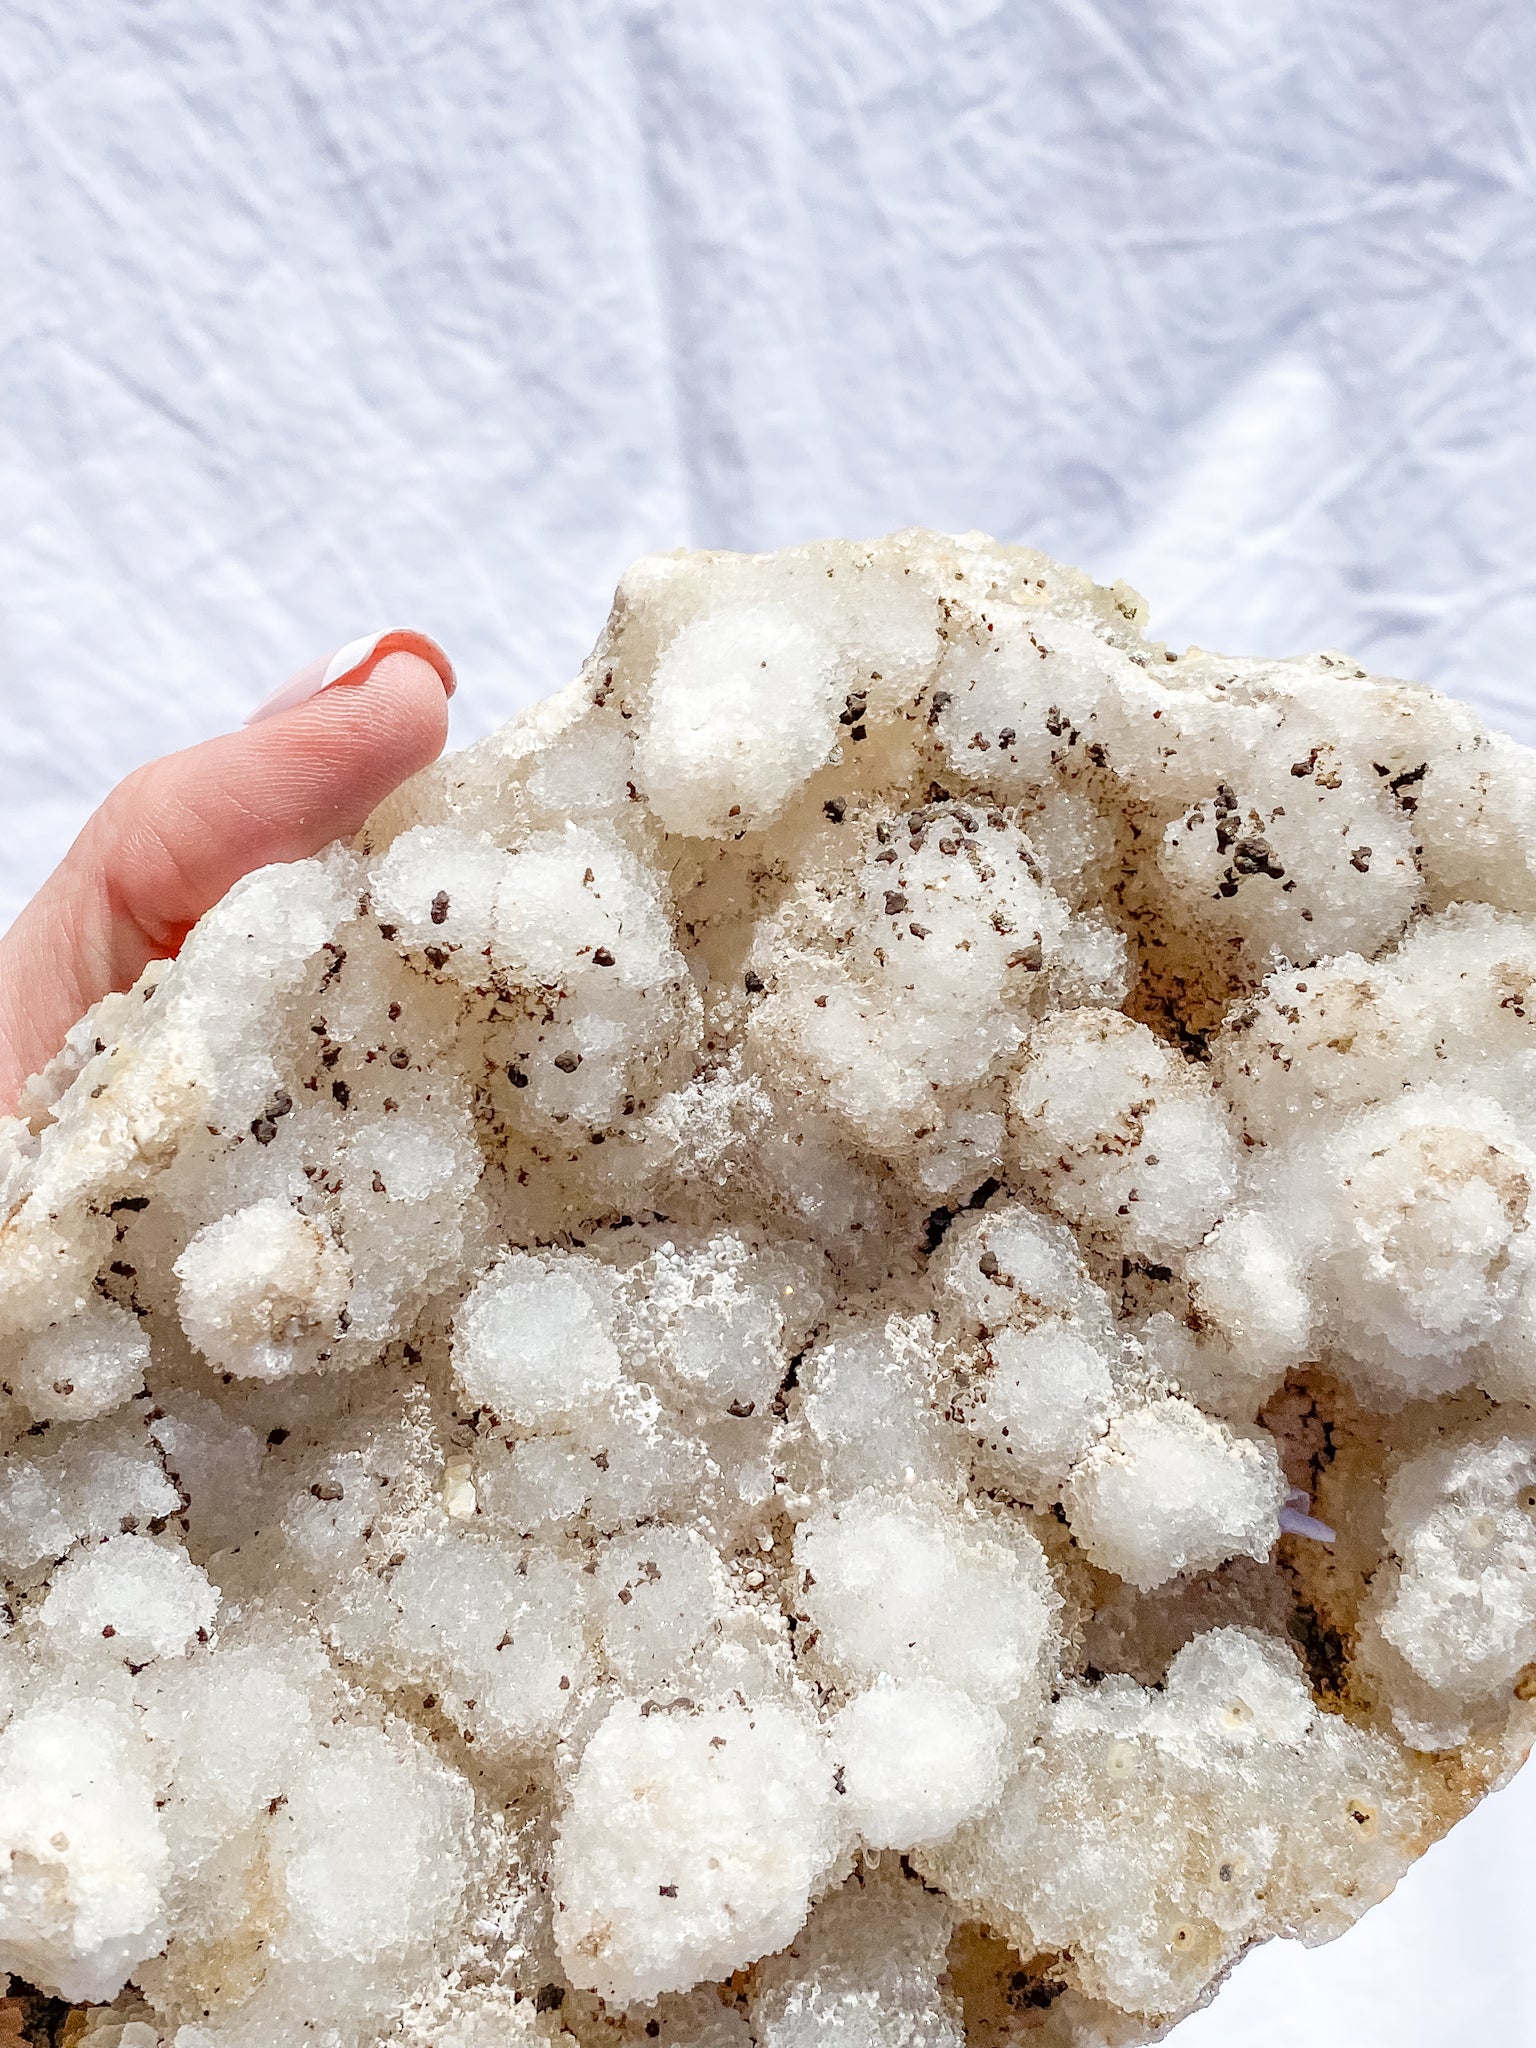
[246,629,457,725]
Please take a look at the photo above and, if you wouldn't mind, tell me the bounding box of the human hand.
[0,631,454,1115]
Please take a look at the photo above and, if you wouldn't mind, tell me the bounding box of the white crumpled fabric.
[0,3,1533,2039]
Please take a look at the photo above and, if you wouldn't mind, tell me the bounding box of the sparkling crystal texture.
[3,531,1534,2044]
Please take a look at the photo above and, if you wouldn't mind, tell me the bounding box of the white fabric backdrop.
[2,1,1534,2037]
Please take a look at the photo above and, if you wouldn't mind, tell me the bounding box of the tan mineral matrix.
[3,531,1535,2047]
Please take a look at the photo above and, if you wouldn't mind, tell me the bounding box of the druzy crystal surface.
[3,531,1536,2046]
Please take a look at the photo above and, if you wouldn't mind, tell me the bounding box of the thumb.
[0,637,453,1112]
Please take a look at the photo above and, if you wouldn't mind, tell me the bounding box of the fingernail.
[246,629,457,725]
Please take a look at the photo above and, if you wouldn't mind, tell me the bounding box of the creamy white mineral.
[2,530,1534,2047]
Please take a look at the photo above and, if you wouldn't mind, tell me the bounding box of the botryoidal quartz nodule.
[3,530,1536,2047]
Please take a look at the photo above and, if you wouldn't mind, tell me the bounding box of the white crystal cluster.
[3,530,1536,2046]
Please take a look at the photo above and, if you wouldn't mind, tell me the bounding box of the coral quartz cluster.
[3,530,1536,2047]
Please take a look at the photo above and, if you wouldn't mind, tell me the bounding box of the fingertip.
[246,629,456,726]
[362,647,454,764]
[0,647,457,1109]
[90,652,454,965]
[240,649,451,792]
